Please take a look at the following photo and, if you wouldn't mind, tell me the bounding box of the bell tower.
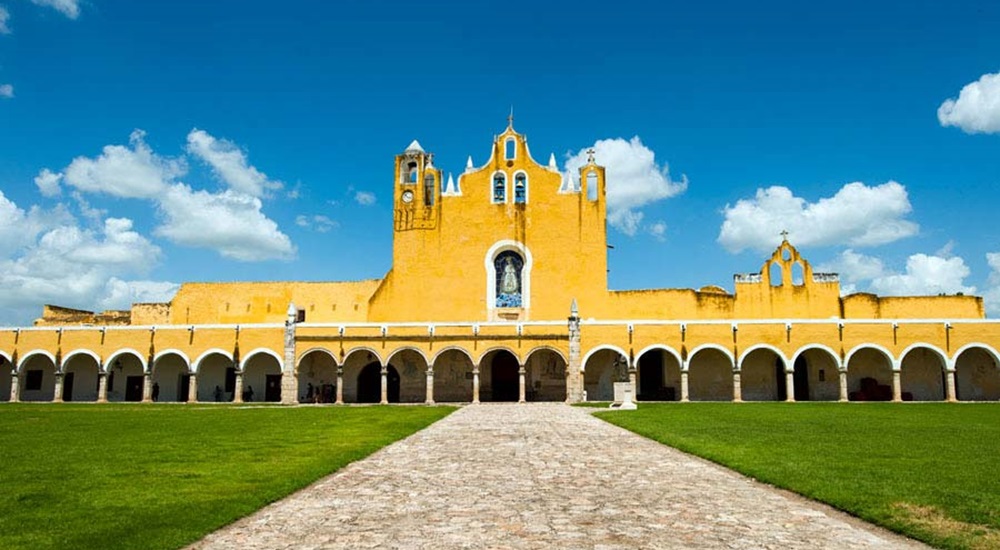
[393,140,441,232]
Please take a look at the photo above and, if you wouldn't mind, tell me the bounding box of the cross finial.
[586,148,596,163]
[508,106,514,127]
[780,229,789,241]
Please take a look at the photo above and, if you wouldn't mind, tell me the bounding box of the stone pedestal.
[610,382,637,410]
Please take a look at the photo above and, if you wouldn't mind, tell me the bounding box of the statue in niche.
[501,257,519,294]
[495,252,523,308]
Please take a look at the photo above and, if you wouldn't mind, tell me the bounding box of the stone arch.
[790,344,841,368]
[738,344,788,371]
[242,349,283,403]
[192,348,232,373]
[62,349,102,371]
[687,345,734,401]
[476,346,522,368]
[195,350,234,402]
[386,347,430,403]
[523,347,567,401]
[953,344,1000,401]
[583,347,628,402]
[17,350,57,373]
[739,346,785,401]
[899,344,948,401]
[18,351,58,402]
[62,350,101,402]
[107,348,150,373]
[152,350,192,403]
[791,345,841,401]
[480,348,522,402]
[0,350,12,401]
[846,345,895,401]
[297,348,338,403]
[105,350,145,403]
[343,347,384,367]
[635,345,682,401]
[431,348,474,402]
[341,347,384,403]
[356,363,399,404]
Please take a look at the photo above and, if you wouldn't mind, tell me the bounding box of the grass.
[0,404,454,550]
[594,403,1000,550]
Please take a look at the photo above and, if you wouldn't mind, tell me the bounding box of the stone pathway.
[190,404,927,549]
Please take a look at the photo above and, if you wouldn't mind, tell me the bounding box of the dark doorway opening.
[125,376,144,402]
[491,351,519,401]
[793,356,810,401]
[265,374,282,402]
[357,363,400,403]
[178,374,190,402]
[775,359,787,401]
[62,372,75,401]
[638,351,665,401]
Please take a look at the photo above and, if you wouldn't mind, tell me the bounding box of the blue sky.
[1,0,999,325]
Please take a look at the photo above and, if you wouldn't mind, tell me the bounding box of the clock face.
[401,190,413,203]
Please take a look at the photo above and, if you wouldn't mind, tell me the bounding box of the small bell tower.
[394,140,441,231]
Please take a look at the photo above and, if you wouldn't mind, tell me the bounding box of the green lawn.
[595,403,1000,550]
[0,404,454,550]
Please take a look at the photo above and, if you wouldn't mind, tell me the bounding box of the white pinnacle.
[548,153,557,170]
[465,156,474,173]
[405,140,424,153]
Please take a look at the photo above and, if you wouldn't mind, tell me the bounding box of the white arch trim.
[386,346,431,367]
[297,347,338,367]
[737,344,788,372]
[476,346,523,367]
[686,344,735,372]
[951,343,1000,368]
[107,348,150,373]
[523,345,569,366]
[790,344,843,370]
[581,344,629,372]
[189,348,230,373]
[342,346,385,367]
[484,239,533,312]
[0,349,12,371]
[62,349,103,370]
[148,349,187,373]
[634,344,683,368]
[17,349,57,373]
[844,343,898,370]
[898,343,950,370]
[430,346,476,367]
[239,348,283,371]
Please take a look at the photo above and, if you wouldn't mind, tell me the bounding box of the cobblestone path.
[190,404,926,549]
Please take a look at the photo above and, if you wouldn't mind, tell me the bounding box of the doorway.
[62,372,75,401]
[265,374,282,402]
[793,356,810,401]
[491,351,519,401]
[357,363,401,403]
[125,376,144,402]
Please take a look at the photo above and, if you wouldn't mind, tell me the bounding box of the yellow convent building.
[3,121,1000,405]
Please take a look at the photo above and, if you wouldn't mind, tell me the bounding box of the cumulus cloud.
[354,191,376,206]
[648,221,667,241]
[64,130,186,199]
[295,214,338,233]
[186,129,282,198]
[0,7,9,34]
[820,249,976,298]
[98,278,179,311]
[34,168,62,197]
[719,181,918,254]
[565,137,687,236]
[0,84,12,98]
[938,71,1000,134]
[156,184,295,261]
[30,0,79,19]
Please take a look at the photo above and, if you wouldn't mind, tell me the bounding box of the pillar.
[282,303,299,404]
[142,373,152,403]
[518,367,526,403]
[628,367,637,402]
[53,372,64,403]
[472,366,480,404]
[892,369,902,402]
[945,369,957,402]
[234,371,244,403]
[785,370,795,402]
[680,369,689,402]
[97,372,108,403]
[380,366,388,404]
[335,367,343,404]
[426,368,435,404]
[732,370,742,402]
[566,300,583,403]
[10,373,19,403]
[188,374,198,403]
[838,369,848,402]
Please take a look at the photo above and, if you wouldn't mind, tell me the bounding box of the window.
[406,162,418,184]
[494,251,524,307]
[26,369,43,391]
[493,172,506,203]
[586,172,598,201]
[514,173,526,204]
[505,138,516,160]
[424,173,435,206]
[296,309,306,323]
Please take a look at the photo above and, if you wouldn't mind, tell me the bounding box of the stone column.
[10,373,19,403]
[97,372,108,403]
[838,369,848,402]
[732,370,742,402]
[565,300,583,403]
[945,369,957,402]
[628,367,638,402]
[680,369,689,402]
[785,370,795,402]
[142,373,152,403]
[188,374,198,403]
[335,367,344,404]
[892,370,902,402]
[518,367,526,403]
[425,368,435,404]
[380,366,388,404]
[234,371,244,403]
[472,367,480,404]
[53,372,64,403]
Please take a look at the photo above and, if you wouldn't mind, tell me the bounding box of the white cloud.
[98,278,179,311]
[34,168,62,197]
[295,214,338,233]
[719,181,918,254]
[565,137,687,236]
[354,191,376,206]
[30,0,79,19]
[985,253,1000,317]
[0,84,12,98]
[821,249,975,297]
[648,221,667,241]
[0,190,71,257]
[63,129,186,199]
[156,184,295,261]
[186,129,282,198]
[0,6,9,34]
[938,71,1000,134]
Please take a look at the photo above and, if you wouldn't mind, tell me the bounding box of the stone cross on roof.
[586,148,595,163]
[780,230,789,240]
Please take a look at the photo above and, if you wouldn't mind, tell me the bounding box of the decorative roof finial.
[465,155,474,173]
[548,153,557,170]
[570,298,579,317]
[586,148,596,163]
[508,105,514,128]
[780,229,789,241]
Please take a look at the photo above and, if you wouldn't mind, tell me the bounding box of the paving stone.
[189,404,928,549]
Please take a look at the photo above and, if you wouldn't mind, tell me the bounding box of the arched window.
[514,172,527,204]
[586,171,598,201]
[505,139,516,160]
[494,251,524,308]
[423,173,435,206]
[406,162,418,184]
[493,172,506,203]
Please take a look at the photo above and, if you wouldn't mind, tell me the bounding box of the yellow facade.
[4,121,1000,405]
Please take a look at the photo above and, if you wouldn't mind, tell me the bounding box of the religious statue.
[501,257,519,294]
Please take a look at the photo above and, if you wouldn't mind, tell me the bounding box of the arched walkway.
[62,353,100,402]
[635,349,681,401]
[18,354,57,402]
[0,359,10,401]
[793,348,840,401]
[583,348,627,402]
[153,352,191,402]
[955,347,1000,401]
[900,347,946,401]
[244,352,282,403]
[298,350,337,403]
[387,349,429,403]
[341,349,381,403]
[524,348,567,401]
[688,348,733,401]
[847,348,893,401]
[483,349,519,402]
[740,348,783,401]
[357,362,399,403]
[106,352,144,402]
[431,349,474,403]
[197,352,234,402]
